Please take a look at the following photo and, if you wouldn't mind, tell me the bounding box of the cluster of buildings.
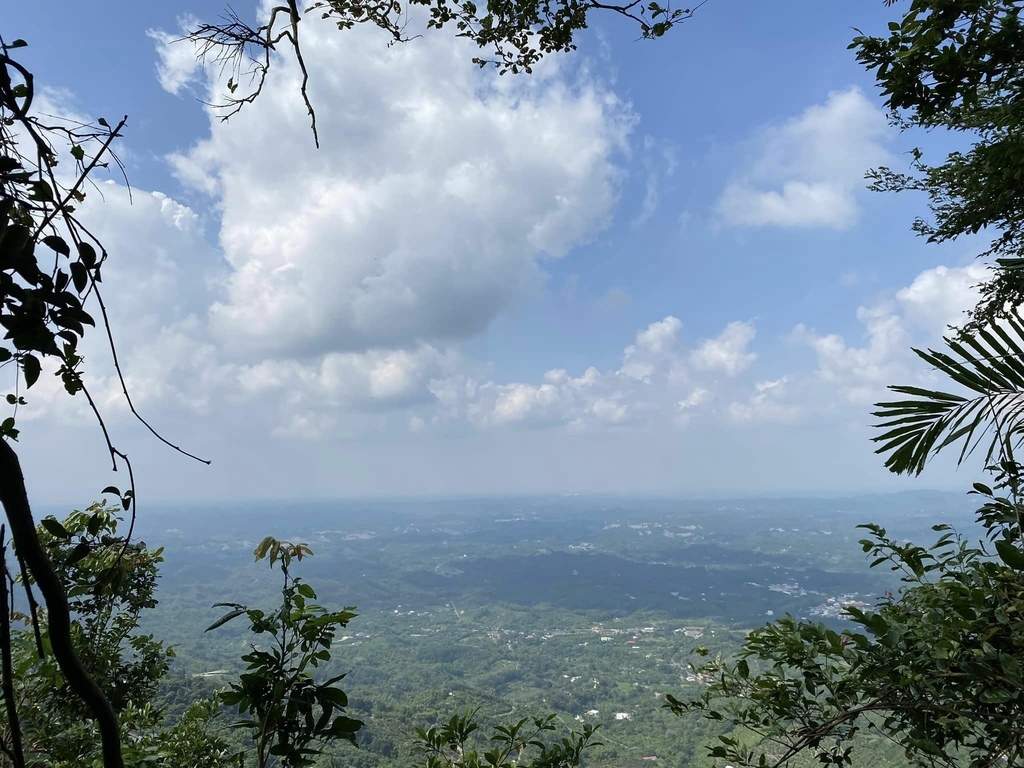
[810,594,869,619]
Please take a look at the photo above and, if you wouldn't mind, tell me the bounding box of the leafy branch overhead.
[188,0,705,146]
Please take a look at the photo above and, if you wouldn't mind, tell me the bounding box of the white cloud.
[13,181,225,426]
[620,316,682,382]
[896,263,988,334]
[690,321,757,376]
[147,18,203,96]
[431,316,762,431]
[491,382,564,425]
[159,16,635,359]
[794,263,985,408]
[675,386,710,426]
[73,9,652,444]
[677,387,709,411]
[237,344,457,437]
[436,365,605,429]
[728,378,800,424]
[718,181,856,229]
[797,305,909,405]
[589,397,629,424]
[716,87,890,230]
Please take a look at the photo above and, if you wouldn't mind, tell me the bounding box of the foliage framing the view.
[669,2,1024,766]
[670,467,1024,768]
[851,0,1024,330]
[0,37,138,768]
[0,505,236,767]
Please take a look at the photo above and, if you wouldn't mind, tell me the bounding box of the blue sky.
[5,1,992,502]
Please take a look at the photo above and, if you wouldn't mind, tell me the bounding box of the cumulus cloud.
[237,344,459,437]
[896,263,988,334]
[690,321,756,376]
[156,15,636,359]
[716,87,891,230]
[431,365,604,429]
[796,305,909,405]
[620,316,683,382]
[147,18,203,96]
[430,316,764,431]
[794,263,985,408]
[53,7,654,443]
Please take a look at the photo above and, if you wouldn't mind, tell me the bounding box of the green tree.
[670,465,1024,767]
[850,0,1024,330]
[0,504,234,767]
[413,711,601,768]
[207,538,362,768]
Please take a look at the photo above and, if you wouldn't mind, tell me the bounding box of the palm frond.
[873,310,1024,475]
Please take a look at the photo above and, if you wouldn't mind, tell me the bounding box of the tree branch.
[0,441,123,768]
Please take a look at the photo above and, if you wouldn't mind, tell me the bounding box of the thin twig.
[13,552,43,658]
[31,116,128,239]
[89,282,212,466]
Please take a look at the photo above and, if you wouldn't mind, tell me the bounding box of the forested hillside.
[125,493,966,767]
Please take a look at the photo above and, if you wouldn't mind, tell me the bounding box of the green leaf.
[65,541,90,565]
[40,517,70,539]
[320,686,348,708]
[995,540,1024,570]
[206,609,246,632]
